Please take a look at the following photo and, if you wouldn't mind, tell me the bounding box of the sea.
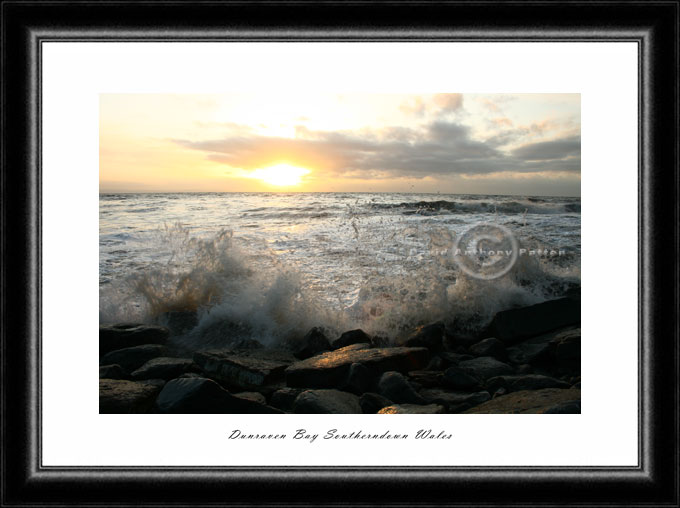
[99,193,581,348]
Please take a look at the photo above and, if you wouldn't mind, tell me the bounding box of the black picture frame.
[2,1,678,505]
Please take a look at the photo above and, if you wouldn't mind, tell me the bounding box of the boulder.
[156,377,283,414]
[407,370,444,388]
[270,387,304,411]
[331,329,371,350]
[194,349,296,390]
[131,357,200,380]
[292,327,331,359]
[464,388,581,414]
[442,366,482,390]
[99,364,129,380]
[468,338,508,361]
[485,374,571,393]
[484,298,580,345]
[285,347,429,389]
[378,404,445,414]
[158,311,198,336]
[438,352,474,367]
[552,329,581,367]
[341,362,376,394]
[99,379,161,413]
[99,324,169,356]
[425,356,444,371]
[457,356,514,381]
[99,344,167,373]
[359,392,393,414]
[335,343,372,353]
[293,389,362,414]
[378,371,427,404]
[402,322,446,352]
[419,388,490,412]
[543,400,581,414]
[233,391,267,405]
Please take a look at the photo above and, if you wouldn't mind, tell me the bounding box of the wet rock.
[425,356,444,371]
[468,338,508,361]
[457,357,514,381]
[194,319,262,349]
[407,370,444,388]
[543,400,581,413]
[99,364,129,380]
[378,404,445,414]
[402,322,446,352]
[485,298,580,345]
[335,343,372,353]
[517,364,533,374]
[158,311,198,336]
[270,387,304,411]
[233,391,267,405]
[99,324,169,356]
[442,366,482,390]
[194,349,296,391]
[552,329,581,367]
[341,362,376,394]
[438,352,474,367]
[293,389,362,414]
[99,379,161,413]
[331,329,371,350]
[131,357,200,380]
[99,344,167,373]
[486,374,570,394]
[139,378,166,389]
[464,388,581,414]
[359,392,393,414]
[156,377,283,414]
[292,327,331,359]
[378,371,427,404]
[420,388,490,412]
[285,347,429,389]
[370,335,390,348]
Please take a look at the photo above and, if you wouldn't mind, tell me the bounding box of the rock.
[99,379,161,413]
[407,370,444,388]
[552,329,581,367]
[131,357,200,380]
[293,389,362,414]
[572,381,581,389]
[335,343,372,353]
[402,322,446,351]
[457,357,514,381]
[341,362,376,394]
[194,319,262,349]
[156,377,283,414]
[99,344,167,373]
[419,388,490,412]
[486,374,571,393]
[517,364,533,374]
[158,311,198,336]
[270,387,304,411]
[285,347,429,389]
[359,392,393,413]
[194,349,297,390]
[378,371,427,404]
[292,327,331,359]
[468,338,508,361]
[99,324,169,356]
[442,366,482,390]
[425,356,444,371]
[331,329,371,350]
[233,391,267,405]
[139,378,166,389]
[378,404,445,414]
[438,352,474,367]
[543,400,581,414]
[484,298,580,345]
[370,335,390,348]
[99,364,129,380]
[464,388,581,414]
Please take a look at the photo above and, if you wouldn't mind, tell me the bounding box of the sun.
[249,163,311,187]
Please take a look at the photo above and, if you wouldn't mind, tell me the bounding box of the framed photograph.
[2,1,678,505]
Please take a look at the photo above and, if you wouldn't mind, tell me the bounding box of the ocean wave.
[372,199,580,215]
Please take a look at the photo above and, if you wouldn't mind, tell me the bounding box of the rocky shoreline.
[99,295,581,414]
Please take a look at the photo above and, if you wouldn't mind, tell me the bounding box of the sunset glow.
[248,164,311,187]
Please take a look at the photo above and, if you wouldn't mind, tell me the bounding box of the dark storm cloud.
[174,121,580,179]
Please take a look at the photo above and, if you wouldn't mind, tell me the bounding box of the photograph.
[98,92,582,414]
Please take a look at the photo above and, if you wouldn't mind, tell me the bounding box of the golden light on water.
[248,163,311,187]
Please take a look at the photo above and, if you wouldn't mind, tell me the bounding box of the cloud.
[174,121,580,181]
[433,93,463,112]
[399,97,426,116]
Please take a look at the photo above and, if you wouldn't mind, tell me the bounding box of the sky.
[100,93,580,196]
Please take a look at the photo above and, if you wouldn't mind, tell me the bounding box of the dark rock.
[99,324,169,356]
[438,352,474,367]
[468,337,508,361]
[492,387,507,399]
[378,404,445,414]
[407,370,444,388]
[464,388,581,414]
[331,329,371,350]
[572,382,581,389]
[335,343,372,353]
[158,311,198,336]
[378,371,427,404]
[99,364,129,380]
[457,356,514,381]
[486,374,571,393]
[484,298,580,345]
[139,378,166,389]
[131,357,200,380]
[442,366,483,390]
[370,335,390,348]
[293,389,362,414]
[420,388,490,412]
[99,379,161,413]
[285,347,429,389]
[233,391,267,405]
[359,392,393,414]
[543,400,581,414]
[99,344,167,373]
[402,322,446,351]
[425,356,444,371]
[341,362,376,395]
[194,349,296,390]
[270,387,304,411]
[292,327,331,359]
[517,364,533,374]
[552,329,581,367]
[194,319,262,349]
[156,377,283,413]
